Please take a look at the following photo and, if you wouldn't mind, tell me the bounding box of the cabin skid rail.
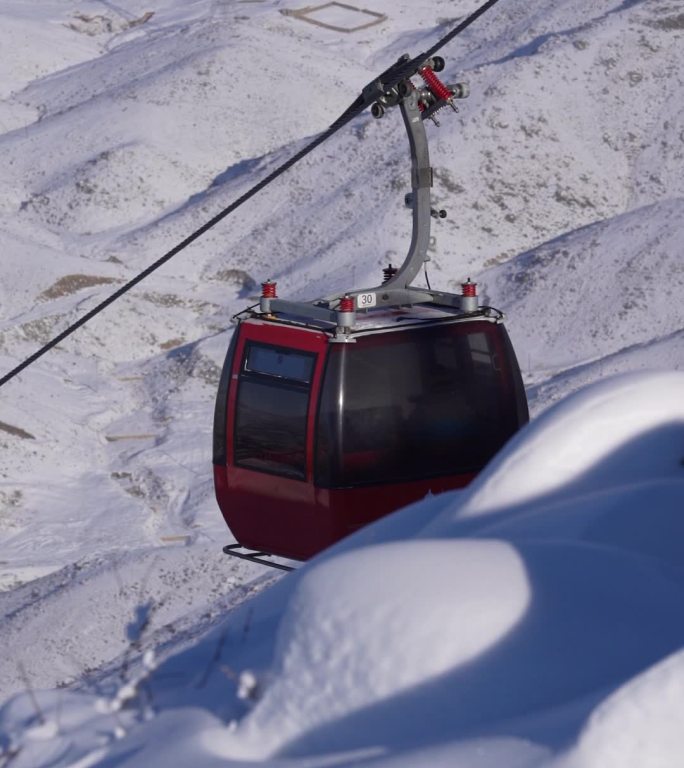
[222,544,296,572]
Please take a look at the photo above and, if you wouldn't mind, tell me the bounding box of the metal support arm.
[366,89,433,293]
[321,85,434,307]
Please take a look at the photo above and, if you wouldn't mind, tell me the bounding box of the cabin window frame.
[233,341,316,481]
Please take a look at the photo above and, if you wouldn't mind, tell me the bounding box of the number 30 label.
[356,292,376,309]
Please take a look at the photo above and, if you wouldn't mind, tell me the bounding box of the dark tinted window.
[315,321,521,487]
[245,345,314,383]
[235,343,315,480]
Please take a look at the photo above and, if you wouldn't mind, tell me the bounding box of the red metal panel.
[315,473,475,549]
[218,464,475,561]
[223,466,319,559]
[217,320,330,559]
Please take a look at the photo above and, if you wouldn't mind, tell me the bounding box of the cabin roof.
[241,301,501,338]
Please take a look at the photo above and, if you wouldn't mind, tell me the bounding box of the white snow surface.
[0,0,683,766]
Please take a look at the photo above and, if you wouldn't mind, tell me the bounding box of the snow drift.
[204,371,684,762]
[4,371,681,767]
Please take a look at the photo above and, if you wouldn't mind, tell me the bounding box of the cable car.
[213,58,528,564]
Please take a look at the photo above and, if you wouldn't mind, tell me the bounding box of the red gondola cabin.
[213,56,529,563]
[213,299,528,560]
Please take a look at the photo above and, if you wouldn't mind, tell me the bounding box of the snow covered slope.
[0,0,683,764]
[2,370,683,767]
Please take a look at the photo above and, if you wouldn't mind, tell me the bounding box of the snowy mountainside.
[479,196,684,409]
[0,0,683,764]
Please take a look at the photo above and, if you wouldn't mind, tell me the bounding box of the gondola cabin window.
[234,343,315,480]
[315,321,516,487]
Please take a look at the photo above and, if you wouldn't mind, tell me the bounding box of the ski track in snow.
[0,0,683,765]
